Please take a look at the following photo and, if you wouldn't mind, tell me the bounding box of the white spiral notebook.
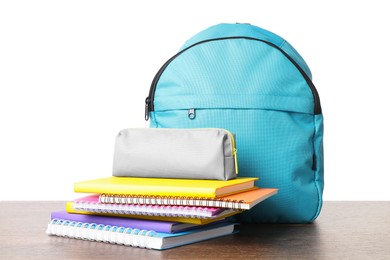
[46,219,236,250]
[70,195,236,218]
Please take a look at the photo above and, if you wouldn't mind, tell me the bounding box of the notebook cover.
[46,219,236,250]
[51,211,196,233]
[73,176,257,198]
[66,202,239,225]
[216,188,278,209]
[72,195,224,217]
[151,222,236,250]
[99,188,278,210]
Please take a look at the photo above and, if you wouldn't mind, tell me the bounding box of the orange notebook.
[99,188,278,210]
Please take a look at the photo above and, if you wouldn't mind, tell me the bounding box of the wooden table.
[0,202,389,259]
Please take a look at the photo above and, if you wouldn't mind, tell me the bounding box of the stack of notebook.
[46,176,277,250]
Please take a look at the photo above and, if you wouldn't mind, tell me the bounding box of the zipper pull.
[145,97,150,121]
[188,108,196,120]
[233,148,238,174]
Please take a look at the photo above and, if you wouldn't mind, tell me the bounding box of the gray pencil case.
[113,128,238,180]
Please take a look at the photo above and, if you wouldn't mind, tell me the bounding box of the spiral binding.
[99,194,246,210]
[73,201,221,218]
[46,219,157,248]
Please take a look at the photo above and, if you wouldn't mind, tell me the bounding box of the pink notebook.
[72,195,225,218]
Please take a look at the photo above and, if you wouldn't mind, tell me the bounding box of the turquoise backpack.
[145,23,324,223]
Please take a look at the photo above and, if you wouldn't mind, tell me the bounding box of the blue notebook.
[46,218,236,250]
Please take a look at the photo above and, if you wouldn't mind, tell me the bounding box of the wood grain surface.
[0,201,389,259]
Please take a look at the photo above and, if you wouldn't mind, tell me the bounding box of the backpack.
[144,23,324,223]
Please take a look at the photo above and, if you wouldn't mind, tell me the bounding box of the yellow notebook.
[74,176,258,198]
[65,202,239,225]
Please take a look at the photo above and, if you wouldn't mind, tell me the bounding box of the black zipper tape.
[145,36,322,120]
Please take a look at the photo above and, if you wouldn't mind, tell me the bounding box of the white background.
[1,0,389,201]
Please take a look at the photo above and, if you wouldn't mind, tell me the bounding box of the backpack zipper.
[145,36,322,120]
